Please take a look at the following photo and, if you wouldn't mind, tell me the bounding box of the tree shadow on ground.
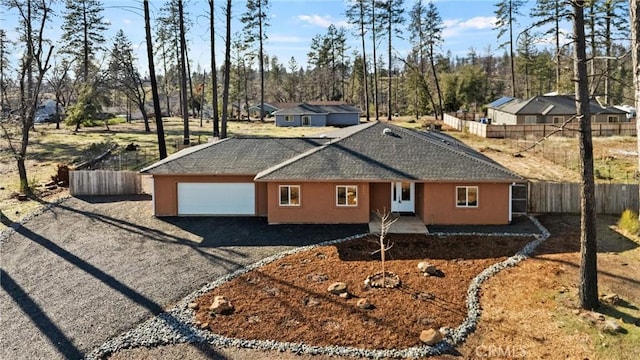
[1,269,83,359]
[6,224,227,360]
[336,233,535,261]
[161,216,367,248]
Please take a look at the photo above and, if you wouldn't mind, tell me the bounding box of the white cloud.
[122,19,132,25]
[443,16,496,38]
[297,14,349,28]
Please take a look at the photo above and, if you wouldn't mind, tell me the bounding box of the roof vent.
[383,127,393,135]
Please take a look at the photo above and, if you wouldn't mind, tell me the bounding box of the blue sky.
[2,0,557,75]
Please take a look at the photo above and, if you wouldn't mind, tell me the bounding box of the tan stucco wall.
[369,182,391,214]
[420,183,511,225]
[151,175,262,216]
[266,182,370,224]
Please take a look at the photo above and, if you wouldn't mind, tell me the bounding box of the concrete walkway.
[0,196,365,360]
[368,214,428,234]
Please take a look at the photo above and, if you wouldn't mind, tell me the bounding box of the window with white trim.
[607,115,618,123]
[336,185,357,206]
[456,186,478,207]
[524,115,537,124]
[284,115,294,122]
[279,185,300,206]
[552,116,564,124]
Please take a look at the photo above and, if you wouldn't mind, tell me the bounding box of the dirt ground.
[193,234,532,350]
[108,214,640,360]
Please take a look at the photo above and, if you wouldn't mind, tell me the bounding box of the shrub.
[617,209,640,236]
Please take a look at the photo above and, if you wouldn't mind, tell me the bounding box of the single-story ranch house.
[273,102,361,127]
[487,95,628,125]
[141,122,524,225]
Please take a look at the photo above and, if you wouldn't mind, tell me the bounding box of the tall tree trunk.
[631,0,640,220]
[387,15,392,121]
[509,1,516,97]
[144,0,167,159]
[258,1,265,122]
[221,0,232,139]
[186,48,195,117]
[371,0,379,121]
[429,43,443,119]
[209,0,219,137]
[574,0,599,311]
[161,41,171,116]
[178,0,190,145]
[555,1,561,93]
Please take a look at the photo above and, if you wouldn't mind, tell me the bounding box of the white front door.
[391,182,415,213]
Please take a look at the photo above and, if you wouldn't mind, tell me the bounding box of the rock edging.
[87,216,550,359]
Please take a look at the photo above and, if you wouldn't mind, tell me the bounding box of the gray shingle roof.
[255,122,523,182]
[140,137,328,175]
[496,95,626,116]
[273,103,360,116]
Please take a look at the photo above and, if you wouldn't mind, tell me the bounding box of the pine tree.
[143,0,167,159]
[241,0,269,121]
[631,0,640,222]
[109,30,150,132]
[573,0,599,311]
[424,1,444,118]
[494,0,525,97]
[221,0,232,138]
[377,0,405,120]
[346,0,371,121]
[530,0,570,93]
[60,0,108,84]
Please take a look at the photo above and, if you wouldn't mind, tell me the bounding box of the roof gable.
[255,122,522,182]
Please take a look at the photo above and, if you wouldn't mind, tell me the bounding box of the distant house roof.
[273,101,351,110]
[248,103,280,112]
[487,96,515,108]
[255,122,522,182]
[491,95,627,116]
[273,102,360,116]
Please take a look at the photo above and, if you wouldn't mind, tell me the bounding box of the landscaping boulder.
[420,328,443,345]
[209,295,234,315]
[417,261,441,276]
[357,298,373,310]
[327,282,348,295]
[187,302,199,310]
[303,297,321,307]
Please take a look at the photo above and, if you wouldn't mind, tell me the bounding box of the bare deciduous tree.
[1,0,54,195]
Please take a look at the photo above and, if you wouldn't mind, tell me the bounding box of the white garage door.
[177,183,255,215]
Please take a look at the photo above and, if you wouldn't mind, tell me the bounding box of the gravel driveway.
[0,195,365,360]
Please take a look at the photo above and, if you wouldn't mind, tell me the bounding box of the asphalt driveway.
[0,195,366,360]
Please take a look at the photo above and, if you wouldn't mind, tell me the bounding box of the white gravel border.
[88,216,550,359]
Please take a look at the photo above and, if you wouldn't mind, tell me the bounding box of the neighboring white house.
[34,99,63,123]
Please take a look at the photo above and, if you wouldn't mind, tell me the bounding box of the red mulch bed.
[193,234,533,350]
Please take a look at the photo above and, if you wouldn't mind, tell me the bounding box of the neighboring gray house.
[486,95,628,125]
[274,102,361,127]
[248,103,280,118]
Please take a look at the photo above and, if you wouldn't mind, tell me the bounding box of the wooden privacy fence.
[443,114,637,138]
[70,170,143,196]
[528,182,639,214]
